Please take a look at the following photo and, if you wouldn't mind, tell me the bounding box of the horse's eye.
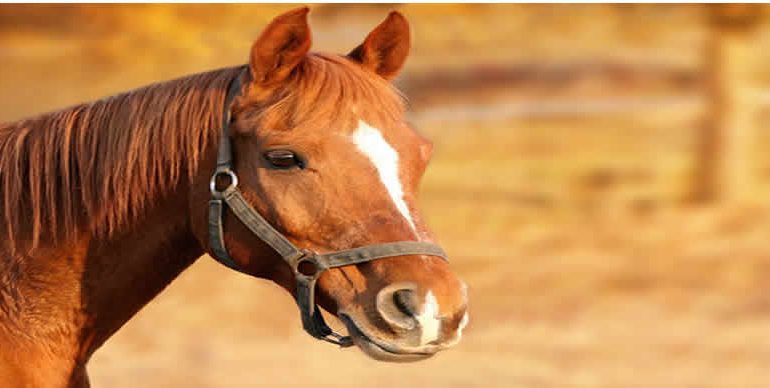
[264,149,304,169]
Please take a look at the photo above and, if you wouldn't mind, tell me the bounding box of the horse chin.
[339,314,435,363]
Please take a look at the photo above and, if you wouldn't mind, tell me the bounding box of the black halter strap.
[208,74,448,347]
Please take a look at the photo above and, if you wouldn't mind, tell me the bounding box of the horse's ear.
[348,11,411,80]
[250,7,312,86]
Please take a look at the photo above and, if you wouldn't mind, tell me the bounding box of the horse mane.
[0,53,405,253]
[0,65,244,251]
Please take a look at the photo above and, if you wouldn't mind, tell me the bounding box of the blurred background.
[3,4,770,387]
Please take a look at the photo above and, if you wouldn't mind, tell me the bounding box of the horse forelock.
[241,53,406,135]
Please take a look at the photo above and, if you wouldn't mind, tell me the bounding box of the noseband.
[207,75,448,347]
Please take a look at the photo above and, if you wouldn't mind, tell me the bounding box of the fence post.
[693,4,762,203]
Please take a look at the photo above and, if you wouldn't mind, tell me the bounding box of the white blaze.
[416,291,441,345]
[351,120,416,232]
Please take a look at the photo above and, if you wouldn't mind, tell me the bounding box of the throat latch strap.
[207,73,448,347]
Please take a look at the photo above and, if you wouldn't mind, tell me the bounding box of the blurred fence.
[391,5,770,212]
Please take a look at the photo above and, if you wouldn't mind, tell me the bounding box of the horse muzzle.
[338,283,469,362]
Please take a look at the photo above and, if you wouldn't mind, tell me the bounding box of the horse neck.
[78,181,204,354]
[0,177,204,365]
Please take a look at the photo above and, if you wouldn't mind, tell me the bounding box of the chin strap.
[207,72,447,347]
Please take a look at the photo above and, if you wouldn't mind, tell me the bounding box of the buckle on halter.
[209,168,239,199]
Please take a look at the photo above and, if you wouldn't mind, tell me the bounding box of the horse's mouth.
[338,313,436,363]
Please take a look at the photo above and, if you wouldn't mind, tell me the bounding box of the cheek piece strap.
[207,74,448,347]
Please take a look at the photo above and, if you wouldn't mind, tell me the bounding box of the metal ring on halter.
[209,168,239,198]
[295,255,323,278]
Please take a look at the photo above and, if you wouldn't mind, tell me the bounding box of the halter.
[207,74,448,347]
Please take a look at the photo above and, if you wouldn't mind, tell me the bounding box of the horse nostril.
[376,283,420,331]
[393,289,418,317]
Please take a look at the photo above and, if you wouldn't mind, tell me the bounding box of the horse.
[0,7,469,387]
